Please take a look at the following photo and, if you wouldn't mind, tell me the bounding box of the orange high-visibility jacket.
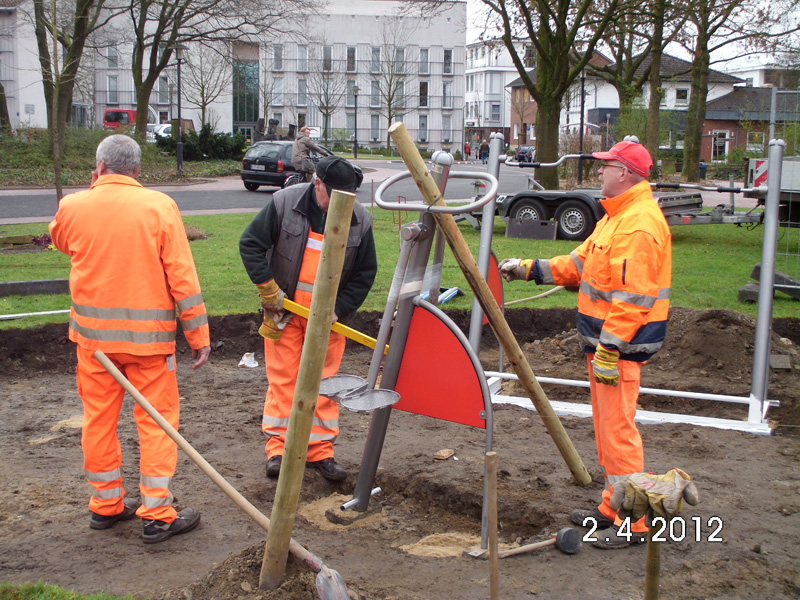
[49,174,209,355]
[537,180,671,361]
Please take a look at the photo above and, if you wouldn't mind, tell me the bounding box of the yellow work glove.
[259,309,293,341]
[610,468,699,521]
[498,258,535,282]
[591,343,620,386]
[256,280,285,313]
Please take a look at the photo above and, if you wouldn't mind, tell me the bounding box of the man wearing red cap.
[499,140,672,549]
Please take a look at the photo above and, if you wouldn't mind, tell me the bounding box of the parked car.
[153,123,172,139]
[516,145,535,162]
[240,141,361,191]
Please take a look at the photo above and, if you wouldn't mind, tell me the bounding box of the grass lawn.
[1,208,797,328]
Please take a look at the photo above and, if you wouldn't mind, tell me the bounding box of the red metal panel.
[483,251,504,325]
[394,306,487,428]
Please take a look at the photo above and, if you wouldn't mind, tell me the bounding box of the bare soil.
[1,307,799,600]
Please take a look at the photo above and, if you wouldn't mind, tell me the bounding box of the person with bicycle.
[292,126,330,182]
[498,140,672,549]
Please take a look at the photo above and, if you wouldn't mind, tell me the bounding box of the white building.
[1,0,467,152]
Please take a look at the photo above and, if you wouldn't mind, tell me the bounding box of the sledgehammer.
[468,527,582,560]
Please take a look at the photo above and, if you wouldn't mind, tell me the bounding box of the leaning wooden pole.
[388,122,591,486]
[259,190,356,590]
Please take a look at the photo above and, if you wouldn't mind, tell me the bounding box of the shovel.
[94,350,351,600]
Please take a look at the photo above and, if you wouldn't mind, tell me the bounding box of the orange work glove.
[259,309,292,341]
[610,468,699,521]
[497,258,535,282]
[591,343,620,386]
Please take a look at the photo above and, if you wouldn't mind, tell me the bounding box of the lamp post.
[352,84,359,159]
[172,44,188,176]
[578,70,586,184]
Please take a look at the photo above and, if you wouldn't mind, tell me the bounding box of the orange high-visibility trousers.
[587,355,648,533]
[262,316,346,462]
[77,346,179,523]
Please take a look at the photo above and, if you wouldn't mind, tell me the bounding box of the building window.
[347,46,356,72]
[747,131,765,153]
[442,115,451,143]
[298,45,308,72]
[346,79,356,107]
[158,76,169,104]
[371,46,380,72]
[443,49,453,74]
[524,45,535,69]
[323,46,332,72]
[443,81,452,108]
[419,81,428,107]
[676,88,689,105]
[233,59,259,121]
[107,75,118,104]
[491,102,500,121]
[273,44,283,71]
[298,79,307,106]
[347,112,355,137]
[370,113,380,141]
[418,114,427,142]
[396,80,405,108]
[273,112,282,126]
[419,48,429,74]
[394,47,405,73]
[272,78,283,106]
[107,46,118,69]
[371,80,380,107]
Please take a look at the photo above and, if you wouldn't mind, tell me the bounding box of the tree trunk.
[534,97,561,190]
[683,43,710,182]
[646,0,665,168]
[0,82,12,133]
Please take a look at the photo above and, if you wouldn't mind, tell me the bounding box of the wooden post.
[644,526,661,600]
[259,190,356,591]
[388,122,591,486]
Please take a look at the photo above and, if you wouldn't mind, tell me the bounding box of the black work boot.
[266,455,282,478]
[90,497,140,530]
[306,457,347,481]
[570,507,614,530]
[142,507,201,544]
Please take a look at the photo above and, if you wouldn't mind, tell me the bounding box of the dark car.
[516,145,535,162]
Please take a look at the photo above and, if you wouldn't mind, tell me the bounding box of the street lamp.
[578,70,586,184]
[352,84,359,159]
[171,44,188,176]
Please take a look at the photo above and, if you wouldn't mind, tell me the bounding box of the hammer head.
[555,527,582,554]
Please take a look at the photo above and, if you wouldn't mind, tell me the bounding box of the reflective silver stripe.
[306,237,324,251]
[142,493,173,508]
[579,332,599,348]
[599,330,663,354]
[296,281,314,293]
[611,290,657,309]
[263,415,289,428]
[658,287,670,300]
[580,281,612,303]
[92,487,123,499]
[176,293,204,313]
[70,317,176,344]
[180,313,208,332]
[315,417,338,429]
[538,259,555,285]
[141,474,172,489]
[309,432,337,441]
[86,467,121,482]
[73,302,175,322]
[570,251,584,274]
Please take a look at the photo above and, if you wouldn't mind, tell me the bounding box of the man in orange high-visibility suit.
[49,135,211,544]
[239,156,376,481]
[498,140,671,549]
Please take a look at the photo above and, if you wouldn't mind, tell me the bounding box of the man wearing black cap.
[239,156,377,481]
[498,140,672,549]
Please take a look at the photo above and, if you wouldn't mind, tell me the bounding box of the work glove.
[498,258,535,282]
[591,343,620,386]
[256,280,285,313]
[259,309,293,341]
[610,468,699,522]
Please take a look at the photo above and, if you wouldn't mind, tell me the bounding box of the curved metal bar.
[374,170,499,215]
[504,153,593,169]
[652,182,766,197]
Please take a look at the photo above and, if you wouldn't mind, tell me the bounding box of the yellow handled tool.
[282,298,386,353]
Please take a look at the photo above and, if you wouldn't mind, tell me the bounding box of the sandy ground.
[1,307,799,600]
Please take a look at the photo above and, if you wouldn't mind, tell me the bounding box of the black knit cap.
[315,156,358,193]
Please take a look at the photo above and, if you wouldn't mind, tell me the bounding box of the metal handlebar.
[373,170,499,215]
[652,182,767,198]
[504,154,594,168]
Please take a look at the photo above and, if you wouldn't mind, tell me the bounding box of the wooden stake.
[644,525,661,600]
[388,122,591,486]
[259,190,357,591]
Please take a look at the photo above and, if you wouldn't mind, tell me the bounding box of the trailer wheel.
[555,200,595,241]
[509,198,548,222]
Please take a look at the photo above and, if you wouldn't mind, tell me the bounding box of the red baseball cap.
[593,141,653,177]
